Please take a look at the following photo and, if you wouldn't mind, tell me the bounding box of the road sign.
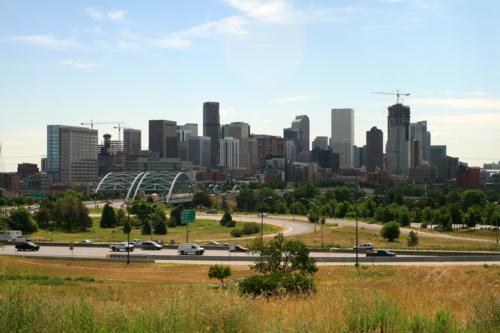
[180,210,196,225]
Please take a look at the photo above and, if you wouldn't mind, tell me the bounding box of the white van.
[177,243,205,255]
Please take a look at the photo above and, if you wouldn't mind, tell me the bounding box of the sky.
[1,0,499,171]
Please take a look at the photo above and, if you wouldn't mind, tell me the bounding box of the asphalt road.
[2,245,499,266]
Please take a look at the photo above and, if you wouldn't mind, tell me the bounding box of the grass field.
[0,256,498,332]
[290,224,500,251]
[30,219,280,243]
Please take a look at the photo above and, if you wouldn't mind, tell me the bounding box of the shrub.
[239,272,314,297]
[220,211,235,227]
[230,229,243,237]
[8,207,38,233]
[242,222,260,235]
[208,265,231,287]
[100,204,116,228]
[381,221,400,242]
[407,230,419,247]
[153,219,167,235]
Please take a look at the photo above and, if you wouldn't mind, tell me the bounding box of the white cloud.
[61,59,96,69]
[226,0,294,23]
[84,7,126,22]
[8,34,80,48]
[464,90,489,97]
[152,16,246,49]
[270,96,316,104]
[411,97,500,109]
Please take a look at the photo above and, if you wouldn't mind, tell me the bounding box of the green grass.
[31,218,280,243]
[291,224,500,251]
[0,256,499,333]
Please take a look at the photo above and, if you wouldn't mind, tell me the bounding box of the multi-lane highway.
[2,244,499,266]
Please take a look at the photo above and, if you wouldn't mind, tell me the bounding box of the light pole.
[301,197,319,233]
[260,196,273,247]
[494,201,499,246]
[354,196,366,267]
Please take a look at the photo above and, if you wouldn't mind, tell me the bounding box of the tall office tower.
[283,115,310,156]
[188,136,211,167]
[352,145,366,169]
[410,140,420,168]
[203,102,221,167]
[219,137,240,169]
[123,128,141,156]
[331,108,354,169]
[59,126,98,183]
[386,103,411,176]
[410,121,431,163]
[430,145,447,164]
[366,126,384,172]
[149,120,178,158]
[98,134,124,176]
[177,123,198,161]
[47,125,67,182]
[239,137,258,170]
[285,140,297,162]
[222,122,250,139]
[312,136,329,150]
[254,135,285,160]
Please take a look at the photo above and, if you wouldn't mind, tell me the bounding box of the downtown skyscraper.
[203,102,220,167]
[330,108,354,169]
[386,103,411,176]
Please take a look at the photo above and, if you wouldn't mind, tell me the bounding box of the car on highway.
[229,244,248,252]
[109,242,134,252]
[79,239,92,244]
[353,243,374,251]
[366,249,396,257]
[15,241,40,251]
[130,239,143,246]
[141,241,162,250]
[206,241,224,247]
[178,243,205,255]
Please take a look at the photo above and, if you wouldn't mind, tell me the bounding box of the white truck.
[177,243,204,255]
[109,242,134,252]
[0,230,23,242]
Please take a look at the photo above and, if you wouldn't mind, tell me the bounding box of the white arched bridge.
[95,171,193,203]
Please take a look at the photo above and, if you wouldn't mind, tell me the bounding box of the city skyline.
[1,0,500,171]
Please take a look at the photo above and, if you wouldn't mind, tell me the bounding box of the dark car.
[141,241,163,250]
[366,249,396,257]
[15,241,40,251]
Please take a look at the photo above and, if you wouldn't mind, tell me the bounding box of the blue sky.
[1,0,499,171]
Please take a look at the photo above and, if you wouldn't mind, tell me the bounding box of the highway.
[2,245,499,266]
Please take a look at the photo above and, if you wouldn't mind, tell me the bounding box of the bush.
[381,221,400,242]
[100,204,116,228]
[8,207,38,233]
[407,230,419,247]
[208,265,231,287]
[239,272,315,297]
[142,220,152,235]
[242,222,260,235]
[220,211,235,227]
[153,219,167,235]
[230,229,243,237]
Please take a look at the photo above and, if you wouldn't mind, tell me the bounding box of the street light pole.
[354,196,366,268]
[126,201,130,265]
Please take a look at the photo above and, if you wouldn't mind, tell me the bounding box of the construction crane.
[113,122,126,141]
[372,90,410,104]
[80,121,126,140]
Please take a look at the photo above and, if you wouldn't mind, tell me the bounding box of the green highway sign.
[180,209,196,225]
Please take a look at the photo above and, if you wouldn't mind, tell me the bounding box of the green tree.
[154,219,167,235]
[169,205,183,227]
[142,219,152,235]
[275,201,288,214]
[115,208,126,226]
[34,206,51,229]
[193,191,212,207]
[407,230,419,247]
[381,221,400,242]
[208,265,232,287]
[461,190,487,211]
[332,186,353,203]
[128,200,153,226]
[413,208,423,224]
[464,206,482,229]
[236,187,256,211]
[448,204,463,228]
[54,191,92,232]
[335,202,348,218]
[100,203,116,228]
[8,207,38,233]
[252,234,317,276]
[290,201,306,215]
[220,211,235,227]
[434,207,452,231]
[397,207,411,227]
[123,217,132,235]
